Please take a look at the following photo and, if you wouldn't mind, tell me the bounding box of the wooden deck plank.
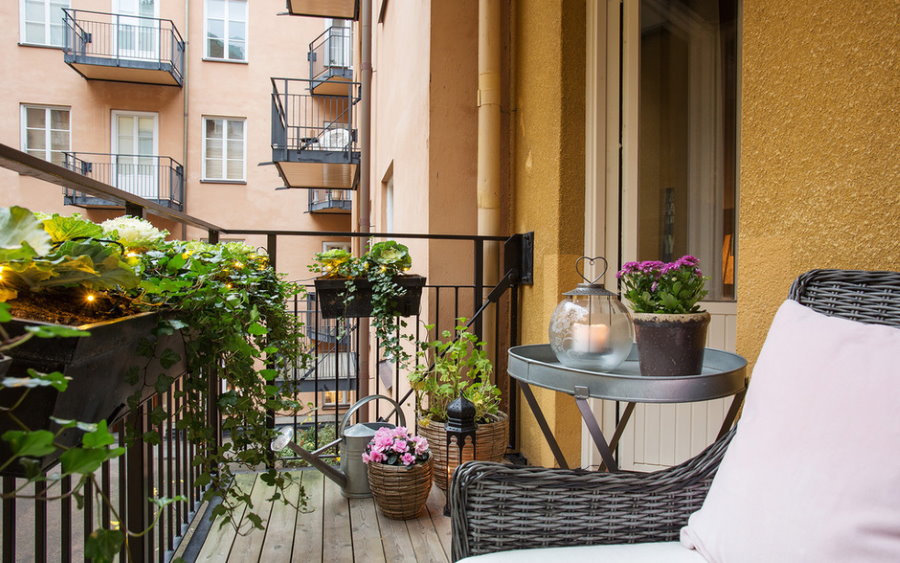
[425,485,452,560]
[373,504,417,563]
[404,495,449,563]
[348,496,386,563]
[227,473,277,562]
[195,473,258,562]
[321,477,354,560]
[257,474,304,563]
[294,470,325,562]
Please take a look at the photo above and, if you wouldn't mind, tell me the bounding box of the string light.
[233,261,244,269]
[85,293,96,303]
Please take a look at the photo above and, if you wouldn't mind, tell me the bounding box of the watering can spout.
[271,426,348,488]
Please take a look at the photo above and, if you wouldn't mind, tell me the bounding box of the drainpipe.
[477,0,502,341]
[181,0,189,240]
[357,0,373,417]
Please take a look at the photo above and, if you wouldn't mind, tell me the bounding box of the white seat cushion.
[459,541,705,562]
[681,299,900,562]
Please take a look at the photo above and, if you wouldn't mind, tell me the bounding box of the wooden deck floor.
[190,469,452,562]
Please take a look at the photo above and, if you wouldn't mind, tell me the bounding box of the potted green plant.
[408,320,507,491]
[0,206,309,555]
[309,240,426,366]
[617,255,710,376]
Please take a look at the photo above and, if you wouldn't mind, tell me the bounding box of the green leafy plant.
[616,255,709,314]
[408,320,500,425]
[309,240,418,367]
[0,206,313,558]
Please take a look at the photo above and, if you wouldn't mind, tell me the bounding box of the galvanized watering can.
[270,394,406,498]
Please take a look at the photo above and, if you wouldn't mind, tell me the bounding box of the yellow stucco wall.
[513,0,586,467]
[737,1,900,363]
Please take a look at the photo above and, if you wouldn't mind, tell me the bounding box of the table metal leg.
[574,386,618,472]
[717,389,746,439]
[518,381,569,469]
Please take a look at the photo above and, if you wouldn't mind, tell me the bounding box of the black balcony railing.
[62,9,185,86]
[62,152,184,211]
[309,26,353,84]
[308,189,352,213]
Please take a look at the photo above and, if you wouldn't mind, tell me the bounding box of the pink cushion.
[681,299,900,562]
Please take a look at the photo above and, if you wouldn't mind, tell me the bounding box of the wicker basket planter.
[418,412,508,491]
[367,455,434,520]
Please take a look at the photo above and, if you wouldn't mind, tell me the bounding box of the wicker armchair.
[450,269,900,561]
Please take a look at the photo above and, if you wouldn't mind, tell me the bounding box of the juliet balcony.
[285,0,359,20]
[271,77,361,190]
[62,9,185,87]
[309,26,353,96]
[62,152,185,211]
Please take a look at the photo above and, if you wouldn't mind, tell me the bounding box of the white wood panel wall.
[587,301,737,470]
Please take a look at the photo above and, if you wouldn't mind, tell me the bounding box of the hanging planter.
[314,274,426,319]
[0,312,186,474]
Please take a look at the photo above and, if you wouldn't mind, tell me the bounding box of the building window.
[21,0,69,47]
[21,105,70,166]
[323,390,350,407]
[202,117,245,181]
[205,0,247,61]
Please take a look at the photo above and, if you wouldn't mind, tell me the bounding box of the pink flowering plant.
[361,426,431,467]
[616,255,708,314]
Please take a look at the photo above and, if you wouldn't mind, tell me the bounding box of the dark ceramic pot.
[314,275,426,319]
[632,312,711,376]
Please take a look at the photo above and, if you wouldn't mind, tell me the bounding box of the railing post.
[125,405,147,563]
[474,239,484,339]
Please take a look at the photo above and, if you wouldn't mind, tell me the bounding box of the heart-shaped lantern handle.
[574,256,608,285]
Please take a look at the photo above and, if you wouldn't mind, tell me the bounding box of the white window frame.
[20,104,71,165]
[20,0,70,47]
[201,116,247,182]
[203,0,248,62]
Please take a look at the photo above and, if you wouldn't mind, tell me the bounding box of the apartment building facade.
[1,0,360,282]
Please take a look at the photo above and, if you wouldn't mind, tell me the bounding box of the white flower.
[101,216,168,249]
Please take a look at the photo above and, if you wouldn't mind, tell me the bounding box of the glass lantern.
[549,257,633,371]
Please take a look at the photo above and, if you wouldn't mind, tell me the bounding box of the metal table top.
[508,344,747,403]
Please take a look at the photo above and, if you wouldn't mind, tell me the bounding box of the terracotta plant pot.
[632,312,710,376]
[314,275,426,319]
[367,455,433,520]
[417,412,508,491]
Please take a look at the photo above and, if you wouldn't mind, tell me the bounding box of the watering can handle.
[338,394,407,436]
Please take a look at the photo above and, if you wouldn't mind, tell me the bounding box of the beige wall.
[737,0,900,364]
[0,1,348,285]
[512,0,586,467]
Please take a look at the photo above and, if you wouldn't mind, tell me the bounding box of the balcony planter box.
[0,312,186,475]
[314,275,426,319]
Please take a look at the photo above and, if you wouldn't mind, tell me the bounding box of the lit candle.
[572,323,610,353]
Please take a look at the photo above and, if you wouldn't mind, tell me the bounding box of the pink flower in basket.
[362,426,431,467]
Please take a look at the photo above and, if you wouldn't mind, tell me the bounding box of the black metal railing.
[2,370,214,562]
[271,77,361,157]
[309,26,353,82]
[308,189,352,213]
[62,9,186,85]
[62,152,184,211]
[224,229,528,462]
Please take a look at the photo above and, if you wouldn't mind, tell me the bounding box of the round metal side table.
[508,344,747,472]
